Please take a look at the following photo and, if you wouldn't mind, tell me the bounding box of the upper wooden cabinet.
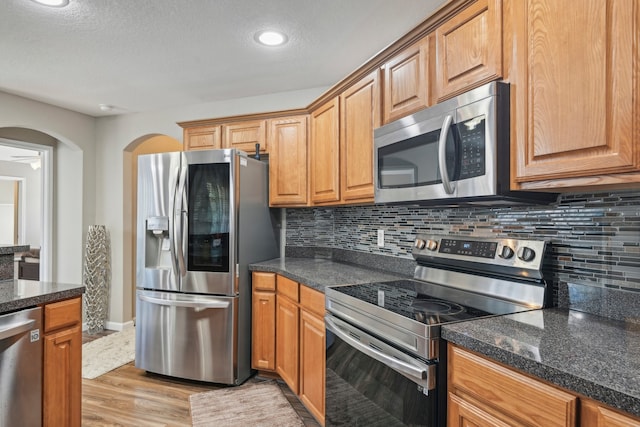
[339,70,380,204]
[222,120,267,154]
[382,36,432,124]
[435,0,502,101]
[506,0,640,190]
[268,116,308,206]
[183,125,222,151]
[310,98,341,205]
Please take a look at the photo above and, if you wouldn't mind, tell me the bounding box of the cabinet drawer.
[277,275,299,302]
[252,271,276,292]
[44,297,81,333]
[449,344,577,427]
[300,285,325,317]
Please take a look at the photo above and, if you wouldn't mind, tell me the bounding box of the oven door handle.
[326,316,433,388]
[438,114,456,195]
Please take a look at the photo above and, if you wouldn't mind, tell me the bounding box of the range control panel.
[412,234,547,272]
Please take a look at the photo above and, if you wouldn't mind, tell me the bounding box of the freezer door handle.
[138,294,230,309]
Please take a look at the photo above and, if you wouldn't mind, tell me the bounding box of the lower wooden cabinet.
[448,343,640,427]
[581,399,640,427]
[448,343,577,427]
[43,297,82,427]
[251,271,326,425]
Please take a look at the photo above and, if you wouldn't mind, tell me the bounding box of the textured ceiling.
[0,0,446,117]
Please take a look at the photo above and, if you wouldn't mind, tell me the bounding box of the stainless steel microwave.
[374,82,557,206]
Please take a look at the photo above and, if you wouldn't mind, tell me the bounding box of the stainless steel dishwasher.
[0,306,43,427]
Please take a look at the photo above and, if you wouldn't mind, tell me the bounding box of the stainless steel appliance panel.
[135,290,237,384]
[137,151,182,292]
[180,150,236,295]
[0,306,42,427]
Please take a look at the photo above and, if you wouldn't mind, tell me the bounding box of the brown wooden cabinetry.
[339,70,379,204]
[276,275,300,393]
[506,0,640,190]
[310,98,341,205]
[582,399,640,427]
[448,343,577,427]
[382,36,431,125]
[251,272,326,425]
[222,120,267,154]
[183,125,222,151]
[435,0,502,101]
[43,297,82,427]
[268,115,308,206]
[251,272,276,371]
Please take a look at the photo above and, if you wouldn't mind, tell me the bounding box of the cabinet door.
[276,294,299,394]
[448,393,514,427]
[310,98,340,204]
[508,0,639,188]
[435,0,502,101]
[581,399,640,427]
[382,36,431,124]
[43,325,82,427]
[184,125,222,151]
[223,120,267,154]
[268,116,309,206]
[251,288,276,371]
[448,344,577,427]
[299,309,325,425]
[340,69,379,203]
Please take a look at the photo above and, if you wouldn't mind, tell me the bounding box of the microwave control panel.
[458,116,486,180]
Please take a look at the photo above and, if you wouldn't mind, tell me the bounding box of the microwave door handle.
[438,114,455,195]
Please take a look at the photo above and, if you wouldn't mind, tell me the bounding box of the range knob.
[425,239,438,251]
[517,246,536,262]
[498,245,515,259]
[414,238,426,250]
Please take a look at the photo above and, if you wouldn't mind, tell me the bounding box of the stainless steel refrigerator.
[135,148,279,385]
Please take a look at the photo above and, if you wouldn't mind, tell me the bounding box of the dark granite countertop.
[249,257,405,292]
[442,308,640,418]
[0,245,30,255]
[0,280,85,314]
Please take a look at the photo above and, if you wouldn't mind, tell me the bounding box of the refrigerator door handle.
[175,159,188,277]
[138,294,230,309]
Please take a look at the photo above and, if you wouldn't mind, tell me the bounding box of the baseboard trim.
[83,320,135,332]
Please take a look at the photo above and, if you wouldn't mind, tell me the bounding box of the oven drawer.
[325,314,438,426]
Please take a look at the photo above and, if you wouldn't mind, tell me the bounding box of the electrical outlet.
[377,229,384,247]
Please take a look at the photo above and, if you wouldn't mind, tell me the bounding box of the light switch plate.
[377,229,384,247]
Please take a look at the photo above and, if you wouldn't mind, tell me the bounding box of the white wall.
[0,91,95,285]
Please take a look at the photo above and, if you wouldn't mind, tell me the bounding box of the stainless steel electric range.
[325,234,550,427]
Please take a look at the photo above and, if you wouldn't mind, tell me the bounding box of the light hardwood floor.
[81,333,320,426]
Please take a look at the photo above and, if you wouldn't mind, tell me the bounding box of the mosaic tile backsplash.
[286,190,640,302]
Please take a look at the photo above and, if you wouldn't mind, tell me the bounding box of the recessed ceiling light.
[254,30,288,47]
[98,104,114,112]
[31,0,69,7]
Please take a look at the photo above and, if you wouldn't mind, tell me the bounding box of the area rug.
[82,327,135,379]
[189,380,304,427]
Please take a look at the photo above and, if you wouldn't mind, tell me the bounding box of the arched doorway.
[123,135,182,320]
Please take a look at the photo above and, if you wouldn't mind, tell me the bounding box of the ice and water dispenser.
[142,216,176,290]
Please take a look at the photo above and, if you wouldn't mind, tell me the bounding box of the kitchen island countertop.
[0,279,85,314]
[442,308,640,418]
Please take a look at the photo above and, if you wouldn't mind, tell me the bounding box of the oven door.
[325,314,438,427]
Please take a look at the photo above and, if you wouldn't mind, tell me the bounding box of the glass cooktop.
[332,280,492,326]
